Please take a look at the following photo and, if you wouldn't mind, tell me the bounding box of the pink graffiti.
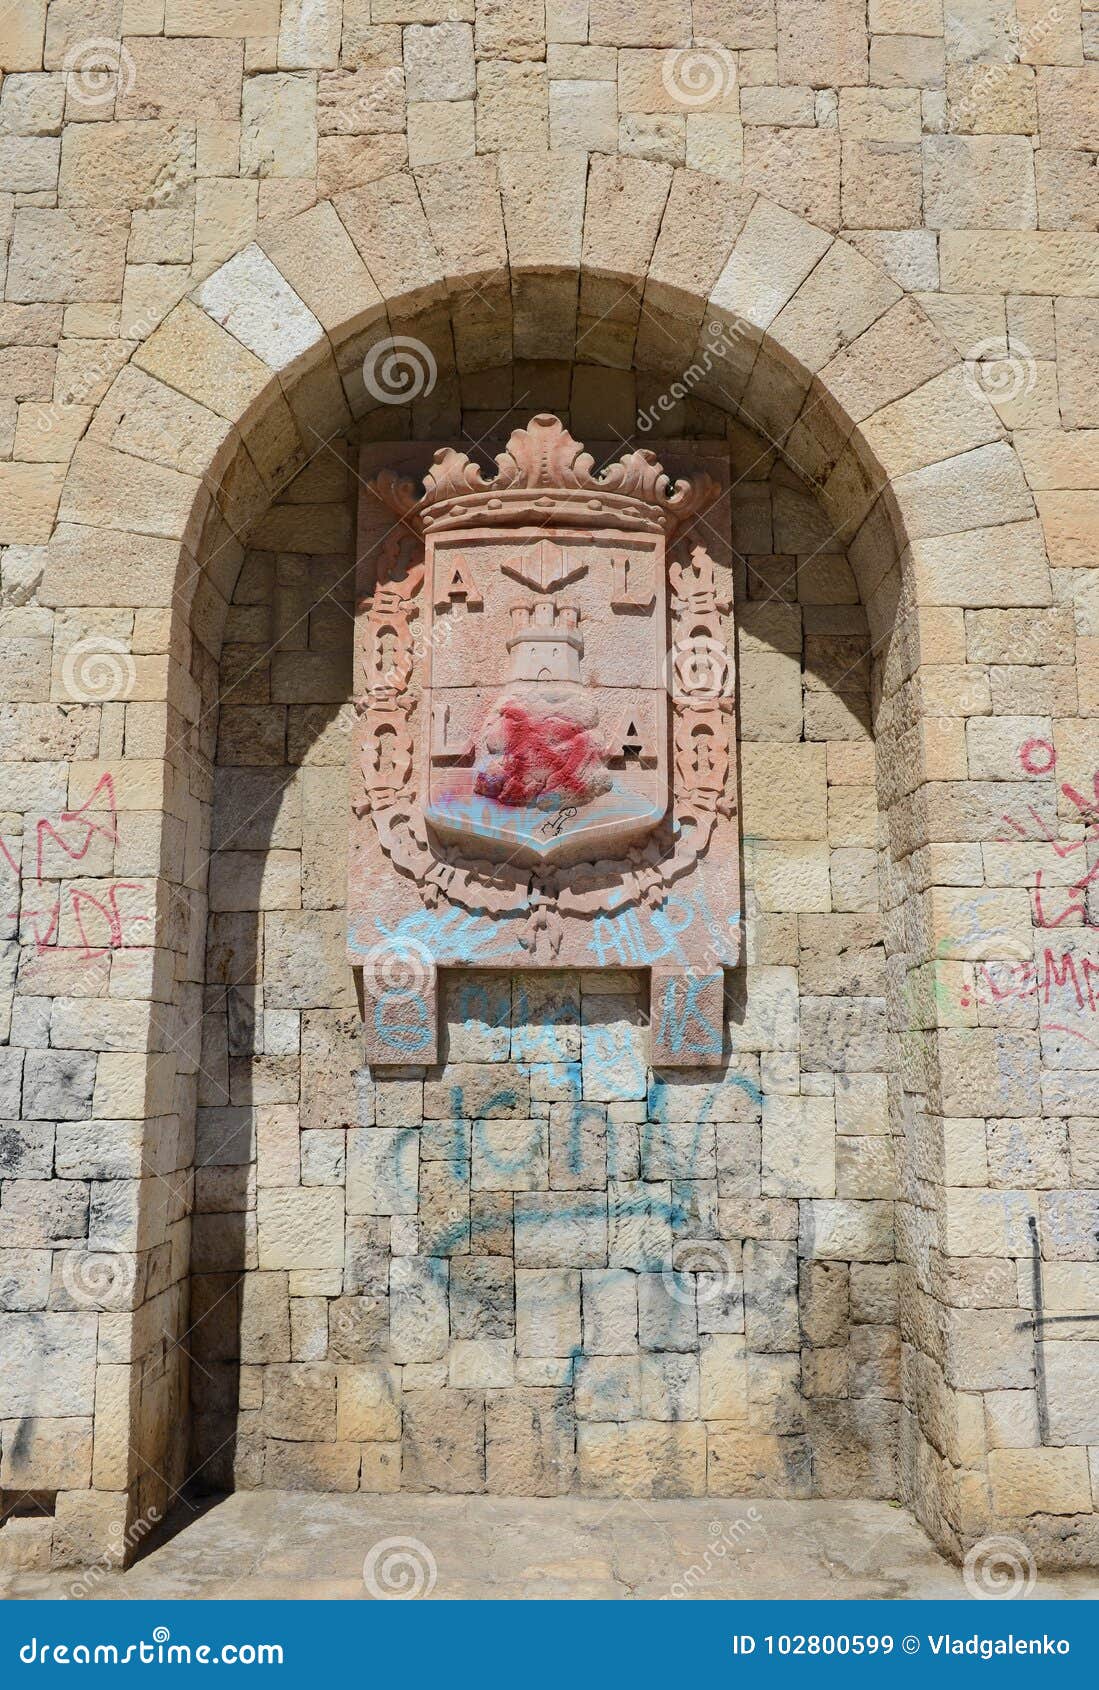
[2,773,150,959]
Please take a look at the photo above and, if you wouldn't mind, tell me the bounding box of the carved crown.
[370,413,719,536]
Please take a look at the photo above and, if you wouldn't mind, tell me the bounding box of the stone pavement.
[3,1495,1099,1602]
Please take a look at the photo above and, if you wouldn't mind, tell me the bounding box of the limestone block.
[869,33,943,87]
[698,1332,748,1420]
[551,79,618,151]
[940,231,1099,297]
[346,1128,418,1216]
[262,1362,336,1440]
[238,1271,291,1363]
[578,1419,706,1496]
[0,1517,53,1572]
[449,1338,513,1392]
[746,128,842,232]
[0,1312,97,1417]
[360,1442,401,1492]
[476,61,549,152]
[264,1439,360,1490]
[1044,1342,1099,1447]
[640,1351,699,1420]
[486,1387,575,1494]
[402,1387,484,1491]
[257,1188,344,1270]
[390,1255,448,1363]
[742,745,829,840]
[22,1047,95,1120]
[582,1267,638,1353]
[418,1158,470,1256]
[943,1309,1033,1392]
[777,0,868,86]
[906,521,1051,611]
[1038,66,1099,151]
[514,1192,608,1268]
[165,0,281,32]
[425,1063,530,1120]
[450,1256,513,1339]
[988,1446,1091,1516]
[607,1178,673,1269]
[618,49,738,117]
[618,113,685,166]
[472,1119,548,1192]
[762,1096,837,1197]
[407,100,475,166]
[405,23,475,100]
[263,911,355,1010]
[637,1270,697,1351]
[589,0,691,45]
[516,1267,581,1356]
[574,1353,642,1420]
[752,842,832,913]
[7,208,128,303]
[580,995,647,1102]
[0,1,46,69]
[0,135,59,193]
[197,247,324,376]
[241,73,318,177]
[0,1415,93,1489]
[965,608,1074,666]
[641,1121,717,1183]
[278,0,342,68]
[924,136,1037,230]
[940,1183,1034,1264]
[117,37,243,120]
[738,650,803,740]
[548,1101,607,1189]
[51,1491,130,1569]
[708,1424,812,1496]
[938,1029,1041,1117]
[1036,149,1099,233]
[798,1199,893,1262]
[335,1362,401,1440]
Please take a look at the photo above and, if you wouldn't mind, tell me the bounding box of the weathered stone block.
[402,1387,484,1492]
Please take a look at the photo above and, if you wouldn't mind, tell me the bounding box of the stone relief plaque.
[348,415,741,1066]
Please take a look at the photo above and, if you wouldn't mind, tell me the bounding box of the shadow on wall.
[182,412,896,1512]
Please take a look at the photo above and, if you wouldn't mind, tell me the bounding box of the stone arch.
[42,159,1051,1565]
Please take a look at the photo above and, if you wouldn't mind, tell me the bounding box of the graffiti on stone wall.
[1,772,149,962]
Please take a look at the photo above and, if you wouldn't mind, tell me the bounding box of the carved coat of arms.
[349,416,741,1066]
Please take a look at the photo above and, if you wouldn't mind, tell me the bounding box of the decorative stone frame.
[348,417,740,1067]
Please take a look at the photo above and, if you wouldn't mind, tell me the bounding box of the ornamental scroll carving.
[348,416,741,1066]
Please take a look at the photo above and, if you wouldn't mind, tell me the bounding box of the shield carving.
[422,526,668,866]
[354,416,739,1064]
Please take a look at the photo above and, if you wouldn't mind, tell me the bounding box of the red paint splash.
[475,697,609,808]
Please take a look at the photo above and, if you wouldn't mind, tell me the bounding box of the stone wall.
[0,0,1097,1573]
